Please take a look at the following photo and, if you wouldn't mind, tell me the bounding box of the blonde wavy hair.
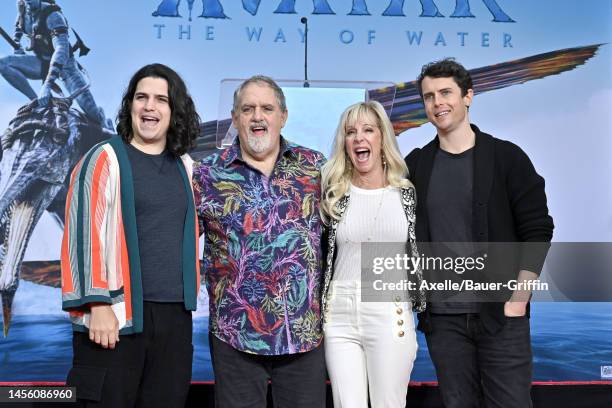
[321,100,412,224]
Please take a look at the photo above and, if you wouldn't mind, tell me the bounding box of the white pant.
[324,280,418,408]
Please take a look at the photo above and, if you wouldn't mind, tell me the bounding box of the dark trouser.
[425,313,533,408]
[67,302,193,408]
[210,334,326,408]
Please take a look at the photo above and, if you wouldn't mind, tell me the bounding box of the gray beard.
[246,132,272,154]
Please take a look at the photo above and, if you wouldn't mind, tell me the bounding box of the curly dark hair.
[416,58,473,98]
[116,63,201,156]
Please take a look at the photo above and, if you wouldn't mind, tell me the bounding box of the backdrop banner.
[0,0,610,382]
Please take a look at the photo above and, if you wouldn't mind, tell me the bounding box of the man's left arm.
[38,11,70,106]
[504,143,554,316]
[505,269,538,316]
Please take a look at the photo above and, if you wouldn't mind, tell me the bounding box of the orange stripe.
[60,226,72,293]
[60,170,78,293]
[117,204,132,321]
[89,151,109,289]
[60,158,86,293]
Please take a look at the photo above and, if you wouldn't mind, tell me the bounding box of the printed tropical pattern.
[193,138,325,355]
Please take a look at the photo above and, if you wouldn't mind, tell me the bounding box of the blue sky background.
[1,0,611,370]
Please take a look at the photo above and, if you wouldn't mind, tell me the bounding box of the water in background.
[1,303,611,382]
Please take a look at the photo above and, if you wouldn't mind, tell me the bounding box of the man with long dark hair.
[61,63,201,407]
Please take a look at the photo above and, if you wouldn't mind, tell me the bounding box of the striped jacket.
[61,136,200,334]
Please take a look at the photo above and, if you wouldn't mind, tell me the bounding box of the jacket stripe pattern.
[61,136,200,334]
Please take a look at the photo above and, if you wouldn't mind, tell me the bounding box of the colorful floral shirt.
[193,137,325,355]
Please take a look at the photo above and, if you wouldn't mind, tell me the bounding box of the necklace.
[342,184,387,243]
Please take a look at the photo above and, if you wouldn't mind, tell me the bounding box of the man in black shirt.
[405,59,554,407]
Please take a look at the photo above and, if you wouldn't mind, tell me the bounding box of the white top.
[333,183,408,282]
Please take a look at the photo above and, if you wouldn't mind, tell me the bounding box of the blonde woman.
[321,101,426,407]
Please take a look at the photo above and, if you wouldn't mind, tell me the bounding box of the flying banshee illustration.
[0,43,604,337]
[0,91,110,337]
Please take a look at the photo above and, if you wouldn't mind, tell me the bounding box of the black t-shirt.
[427,147,479,314]
[126,142,186,302]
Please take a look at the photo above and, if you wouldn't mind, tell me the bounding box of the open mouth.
[354,148,371,163]
[141,115,160,128]
[250,123,268,137]
[434,110,450,118]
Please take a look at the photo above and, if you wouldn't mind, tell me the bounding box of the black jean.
[210,334,326,408]
[425,313,533,408]
[67,302,193,408]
